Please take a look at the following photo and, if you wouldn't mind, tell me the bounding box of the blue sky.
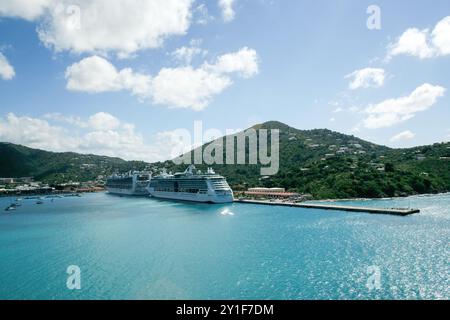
[0,0,450,162]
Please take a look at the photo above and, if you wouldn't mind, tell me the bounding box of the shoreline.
[2,190,449,202]
[311,191,450,203]
[0,189,104,198]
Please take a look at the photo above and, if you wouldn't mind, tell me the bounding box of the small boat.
[4,204,17,212]
[36,200,44,205]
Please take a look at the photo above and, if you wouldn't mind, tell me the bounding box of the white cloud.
[205,47,259,78]
[43,113,87,128]
[88,112,121,131]
[345,68,385,90]
[363,113,415,130]
[65,55,151,97]
[151,47,258,110]
[150,66,231,111]
[218,0,236,22]
[65,47,259,110]
[0,113,78,151]
[388,28,434,59]
[171,40,207,65]
[0,53,15,80]
[1,0,194,58]
[388,16,450,59]
[80,126,154,161]
[0,0,52,21]
[432,16,450,56]
[0,112,186,162]
[363,83,445,129]
[390,130,415,142]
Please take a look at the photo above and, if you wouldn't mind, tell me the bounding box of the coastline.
[3,189,449,202]
[309,191,450,203]
[0,189,104,198]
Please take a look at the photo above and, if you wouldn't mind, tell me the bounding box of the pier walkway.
[235,199,420,216]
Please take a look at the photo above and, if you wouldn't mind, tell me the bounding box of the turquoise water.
[0,192,448,300]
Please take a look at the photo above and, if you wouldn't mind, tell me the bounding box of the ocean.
[0,192,448,300]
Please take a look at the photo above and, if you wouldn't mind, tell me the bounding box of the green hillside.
[161,121,450,199]
[1,121,450,199]
[0,143,148,184]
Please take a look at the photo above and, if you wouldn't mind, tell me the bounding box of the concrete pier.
[234,199,420,216]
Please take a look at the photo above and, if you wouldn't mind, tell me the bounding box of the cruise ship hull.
[106,187,149,196]
[149,191,233,204]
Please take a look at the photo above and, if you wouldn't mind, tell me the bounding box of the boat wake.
[220,208,234,216]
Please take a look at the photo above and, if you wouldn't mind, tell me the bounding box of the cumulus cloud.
[65,55,151,97]
[432,16,450,55]
[388,16,450,59]
[345,68,385,90]
[0,53,15,80]
[0,0,194,58]
[390,130,415,142]
[204,47,259,78]
[65,47,259,110]
[150,66,231,111]
[363,83,445,129]
[0,113,77,151]
[388,28,434,59]
[0,112,186,162]
[152,47,258,110]
[88,112,121,131]
[0,0,52,21]
[218,0,236,22]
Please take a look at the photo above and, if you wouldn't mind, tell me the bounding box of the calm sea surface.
[0,192,448,300]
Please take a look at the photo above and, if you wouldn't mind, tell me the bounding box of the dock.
[234,199,420,216]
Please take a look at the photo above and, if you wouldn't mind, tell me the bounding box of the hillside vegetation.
[0,143,148,184]
[161,121,450,199]
[1,121,450,199]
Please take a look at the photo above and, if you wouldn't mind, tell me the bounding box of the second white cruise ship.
[106,171,150,196]
[147,165,234,203]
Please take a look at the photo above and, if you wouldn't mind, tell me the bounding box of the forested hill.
[0,142,148,184]
[1,121,450,199]
[162,121,450,199]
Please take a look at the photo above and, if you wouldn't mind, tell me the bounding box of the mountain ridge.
[1,121,449,199]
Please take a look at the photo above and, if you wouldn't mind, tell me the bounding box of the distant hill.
[161,121,450,199]
[0,142,148,184]
[1,121,450,199]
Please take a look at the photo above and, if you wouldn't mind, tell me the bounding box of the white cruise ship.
[147,165,234,203]
[106,171,150,196]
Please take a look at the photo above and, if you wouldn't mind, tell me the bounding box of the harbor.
[0,192,447,299]
[235,199,420,216]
